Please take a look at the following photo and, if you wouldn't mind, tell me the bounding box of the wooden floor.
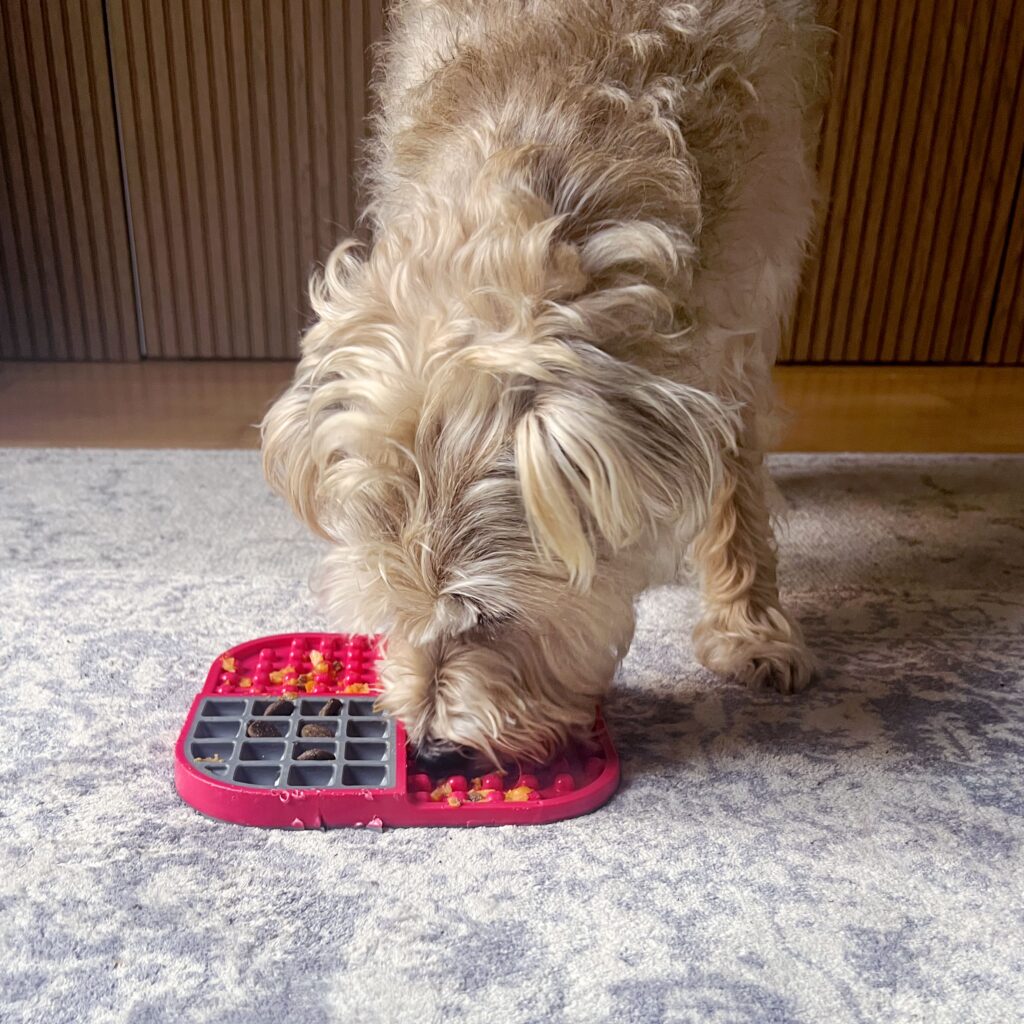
[0,361,1021,451]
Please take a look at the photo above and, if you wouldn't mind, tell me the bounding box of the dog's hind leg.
[689,346,815,694]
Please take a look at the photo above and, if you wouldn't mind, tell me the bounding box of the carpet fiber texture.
[1,450,1022,1024]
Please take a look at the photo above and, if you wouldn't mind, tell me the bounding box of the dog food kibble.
[300,723,333,738]
[466,788,504,803]
[221,657,237,672]
[263,699,294,717]
[297,748,334,761]
[503,785,538,802]
[430,782,454,802]
[246,720,282,738]
[319,699,343,717]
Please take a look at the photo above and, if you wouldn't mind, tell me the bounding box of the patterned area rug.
[1,450,1021,1024]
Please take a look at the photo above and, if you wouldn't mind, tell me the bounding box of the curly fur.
[262,0,828,762]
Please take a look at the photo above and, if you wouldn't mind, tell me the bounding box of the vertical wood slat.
[107,0,383,359]
[890,1,987,362]
[784,0,1024,364]
[825,0,900,362]
[856,0,942,364]
[0,0,138,361]
[839,0,916,362]
[985,170,1024,365]
[955,8,1024,363]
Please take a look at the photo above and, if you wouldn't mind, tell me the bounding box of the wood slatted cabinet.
[0,0,139,360]
[785,0,1024,363]
[106,0,384,358]
[1,1,1021,363]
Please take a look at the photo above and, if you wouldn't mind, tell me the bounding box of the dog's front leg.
[690,438,815,694]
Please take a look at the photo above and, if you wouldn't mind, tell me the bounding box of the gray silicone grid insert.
[186,696,396,789]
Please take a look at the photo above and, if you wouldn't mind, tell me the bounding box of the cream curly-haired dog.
[263,0,827,761]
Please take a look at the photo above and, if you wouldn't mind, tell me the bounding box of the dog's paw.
[693,603,816,694]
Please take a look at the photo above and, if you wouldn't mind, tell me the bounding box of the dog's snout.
[415,736,458,759]
[413,739,475,775]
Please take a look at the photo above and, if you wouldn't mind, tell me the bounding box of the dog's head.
[262,194,735,762]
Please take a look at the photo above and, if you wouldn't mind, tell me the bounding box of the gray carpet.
[1,449,1022,1024]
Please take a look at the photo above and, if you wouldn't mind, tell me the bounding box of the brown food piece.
[246,720,282,738]
[300,723,333,738]
[263,699,294,717]
[319,699,343,717]
[297,748,335,761]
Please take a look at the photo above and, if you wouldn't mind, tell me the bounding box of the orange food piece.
[345,683,371,694]
[446,795,462,808]
[268,670,285,684]
[466,789,495,803]
[309,649,326,669]
[503,786,535,803]
[238,678,253,689]
[221,657,237,672]
[304,680,316,693]
[430,782,452,802]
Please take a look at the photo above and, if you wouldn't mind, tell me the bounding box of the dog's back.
[371,0,826,387]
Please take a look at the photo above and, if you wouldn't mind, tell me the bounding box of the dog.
[262,0,828,763]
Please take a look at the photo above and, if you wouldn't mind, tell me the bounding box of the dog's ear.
[262,238,421,541]
[262,359,418,545]
[514,346,737,585]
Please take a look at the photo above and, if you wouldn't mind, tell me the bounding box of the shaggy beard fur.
[262,0,829,763]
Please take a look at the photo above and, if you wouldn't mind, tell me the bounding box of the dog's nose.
[413,741,475,776]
